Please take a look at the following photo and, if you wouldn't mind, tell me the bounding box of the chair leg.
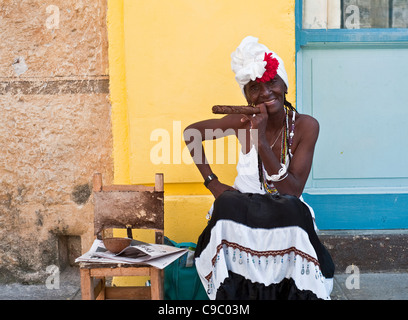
[80,268,93,300]
[94,278,106,300]
[150,268,163,300]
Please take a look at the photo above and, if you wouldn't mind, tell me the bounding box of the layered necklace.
[258,108,295,193]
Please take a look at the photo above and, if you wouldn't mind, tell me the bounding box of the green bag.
[164,237,209,300]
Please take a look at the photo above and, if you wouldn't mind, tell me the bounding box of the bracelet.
[263,163,287,182]
[204,173,218,188]
[274,173,288,182]
[264,173,288,186]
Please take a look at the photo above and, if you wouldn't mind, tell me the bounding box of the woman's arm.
[259,114,319,197]
[183,114,243,198]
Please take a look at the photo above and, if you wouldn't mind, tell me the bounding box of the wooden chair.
[79,173,164,300]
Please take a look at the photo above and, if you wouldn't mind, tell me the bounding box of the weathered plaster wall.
[0,0,112,283]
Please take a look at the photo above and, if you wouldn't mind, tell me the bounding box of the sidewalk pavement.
[0,267,407,300]
[330,271,408,300]
[0,267,81,300]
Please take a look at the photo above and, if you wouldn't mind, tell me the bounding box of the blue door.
[296,0,408,229]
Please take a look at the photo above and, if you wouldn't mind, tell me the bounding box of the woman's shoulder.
[293,112,319,146]
[295,112,319,132]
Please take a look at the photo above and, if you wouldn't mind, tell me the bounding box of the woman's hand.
[240,103,268,145]
[207,179,236,199]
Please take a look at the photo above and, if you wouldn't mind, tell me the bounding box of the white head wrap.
[231,36,288,94]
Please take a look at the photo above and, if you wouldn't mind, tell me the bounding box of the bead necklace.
[260,108,295,193]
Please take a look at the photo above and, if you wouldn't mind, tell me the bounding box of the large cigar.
[212,105,261,115]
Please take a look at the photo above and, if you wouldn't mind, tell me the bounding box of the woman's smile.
[263,98,277,106]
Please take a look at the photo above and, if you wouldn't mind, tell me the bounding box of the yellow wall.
[107,0,130,185]
[108,0,296,244]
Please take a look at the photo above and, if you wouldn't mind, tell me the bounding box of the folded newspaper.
[75,239,187,269]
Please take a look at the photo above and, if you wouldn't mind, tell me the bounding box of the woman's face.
[244,75,287,113]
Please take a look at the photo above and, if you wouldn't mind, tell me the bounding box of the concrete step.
[318,229,408,273]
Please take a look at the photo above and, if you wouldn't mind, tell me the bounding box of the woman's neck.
[267,107,286,130]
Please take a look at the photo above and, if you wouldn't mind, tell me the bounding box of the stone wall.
[0,0,113,283]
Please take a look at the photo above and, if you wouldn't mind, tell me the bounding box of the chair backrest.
[92,173,164,243]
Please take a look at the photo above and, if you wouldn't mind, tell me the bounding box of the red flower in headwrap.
[256,52,279,83]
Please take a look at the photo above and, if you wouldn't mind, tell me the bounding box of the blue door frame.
[295,0,408,230]
[295,0,408,53]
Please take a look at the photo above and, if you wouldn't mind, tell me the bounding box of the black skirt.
[194,191,335,300]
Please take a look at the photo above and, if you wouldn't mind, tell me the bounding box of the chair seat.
[80,262,154,268]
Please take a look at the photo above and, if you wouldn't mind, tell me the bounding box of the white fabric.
[232,145,289,195]
[200,144,332,299]
[232,145,317,227]
[195,221,333,300]
[233,145,264,194]
[231,36,289,94]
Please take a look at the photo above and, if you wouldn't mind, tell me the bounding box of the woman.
[184,36,334,300]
